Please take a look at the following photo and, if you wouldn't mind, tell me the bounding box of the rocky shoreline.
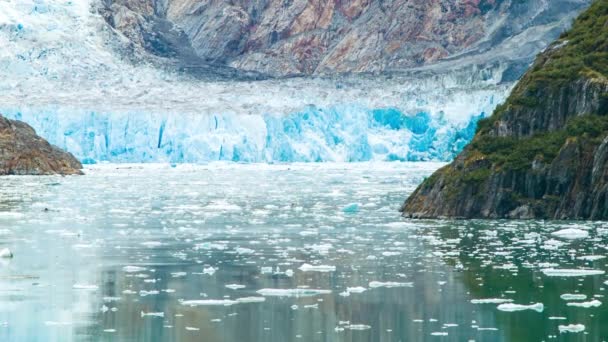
[0,114,82,176]
[402,0,608,220]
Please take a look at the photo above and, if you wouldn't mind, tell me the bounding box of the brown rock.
[0,115,83,176]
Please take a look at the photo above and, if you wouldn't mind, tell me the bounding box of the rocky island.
[0,114,82,175]
[402,0,608,220]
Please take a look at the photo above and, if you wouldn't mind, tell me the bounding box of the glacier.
[0,0,512,164]
[3,100,498,164]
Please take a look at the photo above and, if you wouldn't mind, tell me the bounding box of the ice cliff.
[0,0,590,164]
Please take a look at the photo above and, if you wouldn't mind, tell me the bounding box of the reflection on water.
[0,163,606,341]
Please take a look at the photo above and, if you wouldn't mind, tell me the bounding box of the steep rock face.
[0,115,83,176]
[99,0,591,77]
[401,0,608,220]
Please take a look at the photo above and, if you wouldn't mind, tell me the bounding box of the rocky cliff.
[401,0,608,220]
[0,115,83,176]
[99,0,591,77]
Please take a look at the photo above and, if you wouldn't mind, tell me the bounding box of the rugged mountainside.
[401,0,608,220]
[0,115,82,175]
[99,0,591,77]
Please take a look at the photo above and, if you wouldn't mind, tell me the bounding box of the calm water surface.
[0,163,607,341]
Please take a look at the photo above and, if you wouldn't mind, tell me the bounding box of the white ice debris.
[256,288,331,297]
[497,303,544,312]
[560,294,587,301]
[235,297,266,303]
[0,248,13,258]
[298,264,336,272]
[542,269,605,277]
[346,324,371,331]
[471,298,513,304]
[73,284,98,290]
[559,324,585,333]
[225,284,246,290]
[551,228,589,240]
[181,299,238,307]
[203,267,217,275]
[123,266,147,273]
[369,281,413,288]
[141,311,164,318]
[566,300,601,308]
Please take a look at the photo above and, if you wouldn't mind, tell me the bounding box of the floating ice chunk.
[566,300,601,308]
[235,297,266,303]
[235,247,255,255]
[123,266,147,273]
[141,311,164,318]
[203,267,216,275]
[369,281,413,288]
[381,251,401,257]
[497,303,544,313]
[559,324,585,333]
[256,288,331,297]
[549,317,567,320]
[551,228,589,240]
[346,324,371,330]
[560,294,587,301]
[73,284,98,290]
[342,203,360,213]
[0,248,13,258]
[185,327,200,331]
[181,299,238,306]
[285,269,294,277]
[298,264,336,272]
[346,287,367,294]
[578,255,606,261]
[226,284,246,290]
[171,272,187,278]
[139,290,160,297]
[542,269,605,277]
[431,332,448,336]
[471,298,513,304]
[45,321,72,326]
[141,241,163,247]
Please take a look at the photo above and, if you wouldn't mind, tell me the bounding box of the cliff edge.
[402,0,608,220]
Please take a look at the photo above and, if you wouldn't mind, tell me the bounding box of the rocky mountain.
[401,0,608,220]
[0,115,83,175]
[99,0,591,77]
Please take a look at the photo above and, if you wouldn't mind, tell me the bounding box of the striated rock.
[99,0,592,77]
[0,114,83,176]
[401,0,608,220]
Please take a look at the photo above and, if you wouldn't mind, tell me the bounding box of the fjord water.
[0,163,607,341]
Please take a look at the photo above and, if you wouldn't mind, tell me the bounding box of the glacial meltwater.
[1,163,607,341]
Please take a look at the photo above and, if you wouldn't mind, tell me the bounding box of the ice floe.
[298,264,336,272]
[496,303,544,312]
[558,324,585,333]
[542,269,605,277]
[256,289,331,297]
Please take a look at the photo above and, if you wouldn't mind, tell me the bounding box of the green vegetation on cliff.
[402,0,608,219]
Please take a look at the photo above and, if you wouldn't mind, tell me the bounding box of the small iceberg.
[497,303,544,312]
[560,294,587,301]
[551,228,589,240]
[298,264,336,272]
[181,299,237,307]
[141,311,164,318]
[369,281,413,288]
[256,288,331,297]
[123,266,147,273]
[542,269,605,277]
[471,298,513,304]
[0,248,13,258]
[559,324,585,333]
[566,300,601,308]
[73,284,99,291]
[346,324,371,331]
[225,284,246,290]
[342,203,360,214]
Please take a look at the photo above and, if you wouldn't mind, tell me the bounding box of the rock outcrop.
[99,0,591,77]
[401,0,608,220]
[0,115,83,175]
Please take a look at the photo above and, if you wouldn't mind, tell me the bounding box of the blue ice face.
[1,105,488,164]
